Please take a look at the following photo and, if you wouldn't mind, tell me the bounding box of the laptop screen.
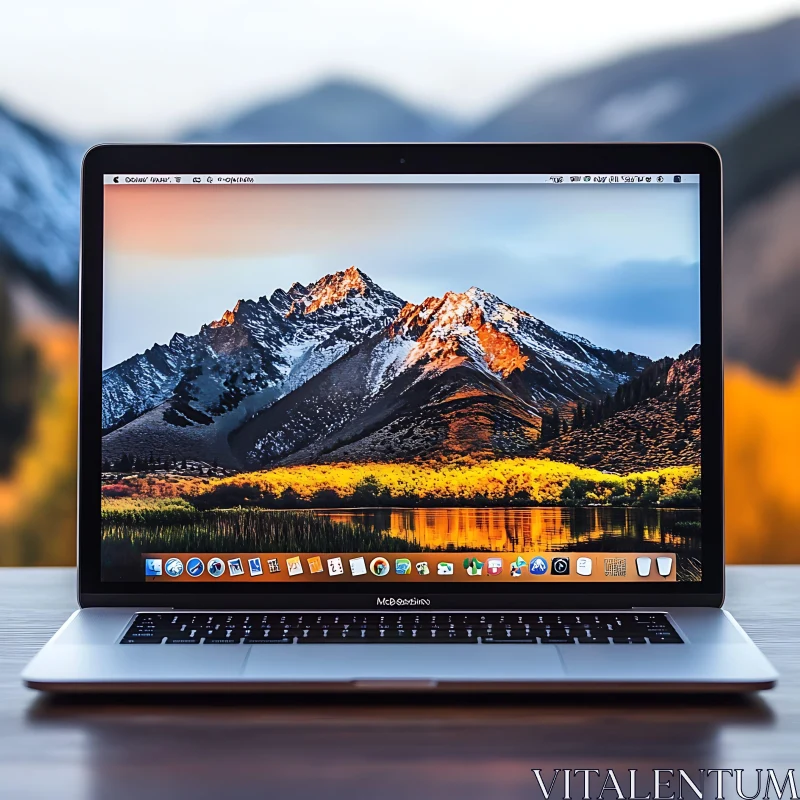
[101,173,700,585]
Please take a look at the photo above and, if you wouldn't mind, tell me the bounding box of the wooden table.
[1,567,798,800]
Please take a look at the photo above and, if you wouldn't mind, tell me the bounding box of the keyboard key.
[205,635,243,644]
[483,638,536,644]
[121,635,163,644]
[243,637,292,644]
[540,637,575,644]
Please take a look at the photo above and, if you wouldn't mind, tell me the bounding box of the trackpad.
[244,644,565,681]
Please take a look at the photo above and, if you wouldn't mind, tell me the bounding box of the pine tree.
[540,408,564,443]
[181,458,187,470]
[539,412,549,443]
[572,402,584,431]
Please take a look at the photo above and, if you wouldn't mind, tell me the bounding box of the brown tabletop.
[0,566,797,800]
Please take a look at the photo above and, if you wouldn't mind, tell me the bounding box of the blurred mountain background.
[1,12,799,564]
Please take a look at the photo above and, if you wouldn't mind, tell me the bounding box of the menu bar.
[143,551,677,582]
[104,173,699,186]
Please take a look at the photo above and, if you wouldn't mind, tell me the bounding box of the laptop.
[23,142,777,692]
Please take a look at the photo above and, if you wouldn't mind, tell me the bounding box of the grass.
[102,504,424,572]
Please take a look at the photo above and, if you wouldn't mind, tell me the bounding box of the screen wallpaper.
[101,180,701,584]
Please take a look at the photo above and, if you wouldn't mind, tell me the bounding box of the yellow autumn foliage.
[181,458,699,505]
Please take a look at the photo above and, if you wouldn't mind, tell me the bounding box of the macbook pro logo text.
[376,597,431,607]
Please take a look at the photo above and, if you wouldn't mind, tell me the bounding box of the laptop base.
[23,607,777,693]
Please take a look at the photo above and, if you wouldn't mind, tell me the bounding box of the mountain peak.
[209,299,243,328]
[465,286,499,304]
[390,289,530,379]
[288,266,372,315]
[395,286,529,336]
[465,286,532,323]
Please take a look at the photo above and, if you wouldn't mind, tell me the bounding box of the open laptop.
[23,143,777,692]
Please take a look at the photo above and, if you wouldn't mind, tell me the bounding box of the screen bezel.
[79,142,723,609]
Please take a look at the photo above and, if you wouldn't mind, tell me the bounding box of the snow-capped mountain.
[227,280,650,467]
[103,269,649,468]
[101,267,404,461]
[375,288,645,402]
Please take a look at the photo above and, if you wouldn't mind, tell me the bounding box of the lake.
[314,506,701,557]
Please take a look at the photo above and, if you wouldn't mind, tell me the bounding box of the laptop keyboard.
[120,612,683,644]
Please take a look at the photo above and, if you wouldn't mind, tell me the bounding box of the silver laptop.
[23,142,777,693]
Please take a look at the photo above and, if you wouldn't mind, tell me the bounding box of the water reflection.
[315,507,701,556]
